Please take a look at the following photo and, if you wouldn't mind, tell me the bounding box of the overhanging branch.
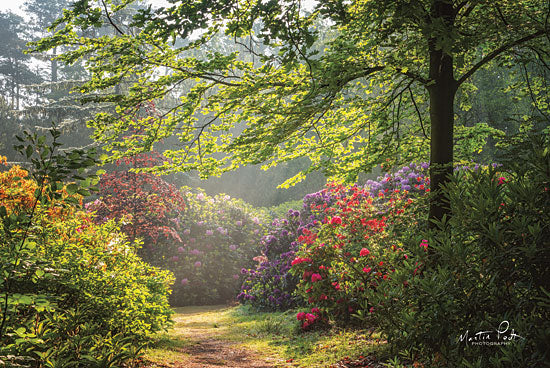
[457,29,546,86]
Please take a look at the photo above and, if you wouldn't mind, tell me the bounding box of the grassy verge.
[143,305,389,367]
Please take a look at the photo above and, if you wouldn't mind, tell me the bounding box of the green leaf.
[25,145,33,158]
[66,183,79,194]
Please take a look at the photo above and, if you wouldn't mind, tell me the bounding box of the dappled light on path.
[143,306,276,368]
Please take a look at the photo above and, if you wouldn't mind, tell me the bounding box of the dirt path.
[143,306,276,368]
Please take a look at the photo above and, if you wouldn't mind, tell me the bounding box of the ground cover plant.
[0,130,173,367]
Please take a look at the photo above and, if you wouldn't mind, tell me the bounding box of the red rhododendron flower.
[420,239,428,250]
[306,313,317,322]
[359,248,370,256]
[311,273,323,282]
[291,257,312,266]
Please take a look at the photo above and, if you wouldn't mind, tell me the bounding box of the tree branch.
[101,0,125,36]
[457,29,545,86]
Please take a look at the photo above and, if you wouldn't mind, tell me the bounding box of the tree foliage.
[32,0,550,221]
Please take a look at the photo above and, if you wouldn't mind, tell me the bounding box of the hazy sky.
[0,0,27,16]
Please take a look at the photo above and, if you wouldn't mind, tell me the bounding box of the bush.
[238,187,345,311]
[86,152,186,263]
[238,166,429,314]
[238,211,304,310]
[0,132,173,367]
[158,188,267,306]
[290,182,427,328]
[367,130,550,367]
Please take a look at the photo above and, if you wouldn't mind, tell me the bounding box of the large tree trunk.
[428,1,457,226]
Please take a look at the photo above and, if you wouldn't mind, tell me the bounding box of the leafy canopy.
[32,0,550,186]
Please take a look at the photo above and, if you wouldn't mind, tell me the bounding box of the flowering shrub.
[238,210,304,310]
[290,182,428,325]
[86,152,186,263]
[365,162,429,199]
[0,139,173,366]
[372,132,550,367]
[238,163,430,313]
[296,307,325,330]
[163,188,267,305]
[238,186,349,311]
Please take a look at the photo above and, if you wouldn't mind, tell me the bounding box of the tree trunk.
[428,1,457,226]
[51,46,58,84]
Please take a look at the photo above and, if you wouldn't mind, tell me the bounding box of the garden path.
[142,305,277,368]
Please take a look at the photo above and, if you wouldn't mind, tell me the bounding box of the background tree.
[0,11,41,111]
[30,0,550,222]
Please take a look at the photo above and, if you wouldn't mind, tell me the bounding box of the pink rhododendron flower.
[330,216,342,225]
[363,267,372,273]
[498,177,506,185]
[194,261,201,267]
[177,246,185,253]
[232,274,240,280]
[311,307,320,314]
[420,239,428,249]
[296,312,306,321]
[359,248,370,256]
[205,229,213,236]
[305,313,317,322]
[311,273,323,282]
[291,257,312,266]
[229,244,238,251]
[181,278,189,285]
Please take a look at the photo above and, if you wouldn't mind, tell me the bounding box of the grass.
[143,304,388,367]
